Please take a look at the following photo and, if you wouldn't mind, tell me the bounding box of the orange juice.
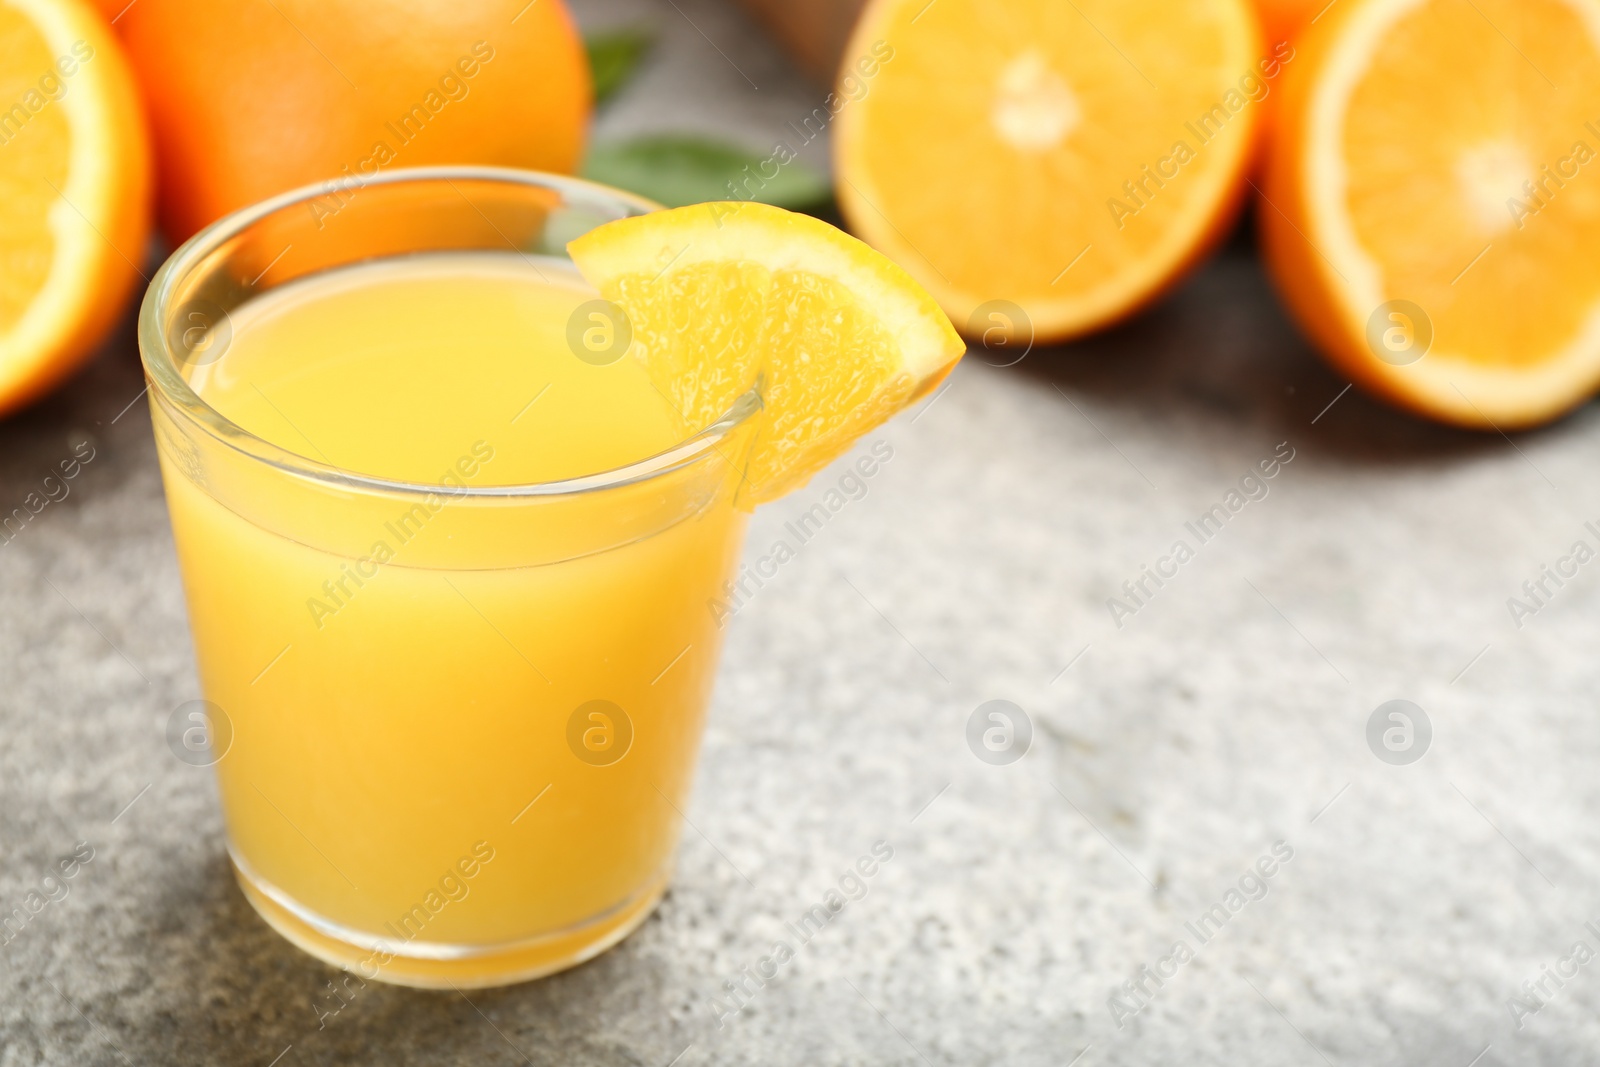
[154,251,752,986]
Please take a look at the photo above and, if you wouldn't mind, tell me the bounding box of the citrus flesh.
[0,0,149,416]
[568,201,965,504]
[833,0,1264,342]
[1264,0,1600,427]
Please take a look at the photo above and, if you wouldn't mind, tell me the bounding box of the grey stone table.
[4,1,1599,1064]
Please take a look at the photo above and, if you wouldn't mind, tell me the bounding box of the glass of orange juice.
[139,168,760,988]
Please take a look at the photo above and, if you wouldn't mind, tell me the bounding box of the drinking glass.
[139,167,758,987]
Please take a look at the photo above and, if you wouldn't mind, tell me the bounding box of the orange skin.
[1253,0,1324,46]
[85,0,129,22]
[1247,0,1320,171]
[117,0,591,244]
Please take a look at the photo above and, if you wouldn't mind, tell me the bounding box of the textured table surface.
[5,1,1600,1064]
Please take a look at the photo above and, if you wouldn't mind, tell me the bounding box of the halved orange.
[0,0,150,417]
[568,201,965,503]
[833,0,1266,344]
[1263,0,1600,428]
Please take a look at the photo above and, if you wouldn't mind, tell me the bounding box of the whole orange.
[118,0,590,243]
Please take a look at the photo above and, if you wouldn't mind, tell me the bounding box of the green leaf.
[581,135,831,210]
[585,26,655,107]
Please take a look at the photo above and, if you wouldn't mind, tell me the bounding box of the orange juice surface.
[158,253,750,983]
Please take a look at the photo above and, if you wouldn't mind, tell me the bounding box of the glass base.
[231,853,668,989]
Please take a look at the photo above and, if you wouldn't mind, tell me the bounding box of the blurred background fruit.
[85,0,125,22]
[1244,0,1318,148]
[834,0,1266,344]
[117,0,591,244]
[1262,0,1600,428]
[3,0,1596,434]
[0,0,149,417]
[1251,0,1323,46]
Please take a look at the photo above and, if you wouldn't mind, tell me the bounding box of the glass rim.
[137,164,761,500]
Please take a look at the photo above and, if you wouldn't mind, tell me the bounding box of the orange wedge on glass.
[568,200,965,503]
[1262,0,1600,429]
[834,0,1267,344]
[0,0,149,418]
